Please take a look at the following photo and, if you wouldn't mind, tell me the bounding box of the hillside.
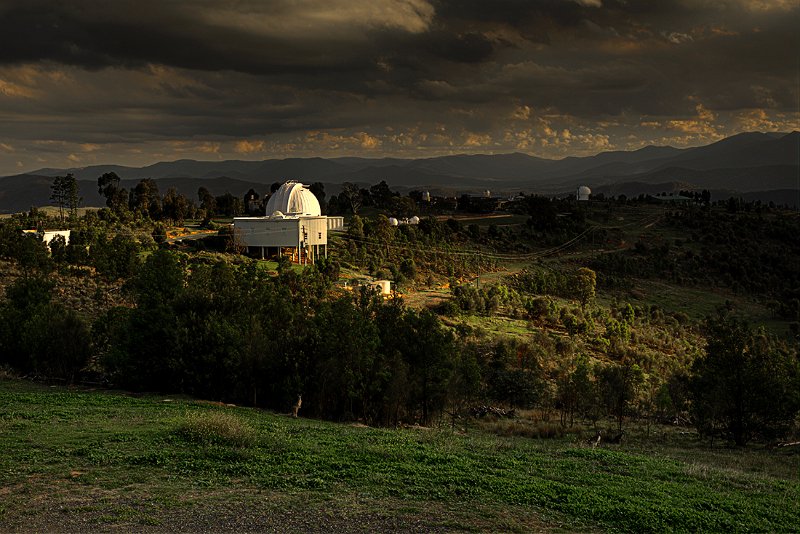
[2,131,796,212]
[1,379,797,532]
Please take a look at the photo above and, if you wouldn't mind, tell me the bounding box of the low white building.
[372,279,392,295]
[22,229,71,249]
[233,181,343,264]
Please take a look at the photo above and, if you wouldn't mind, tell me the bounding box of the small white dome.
[388,217,399,226]
[265,181,321,216]
[270,210,285,219]
[577,186,591,201]
[409,216,420,224]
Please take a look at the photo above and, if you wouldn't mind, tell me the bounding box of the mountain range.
[1,131,797,213]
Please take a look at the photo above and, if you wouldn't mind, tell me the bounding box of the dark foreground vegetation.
[1,379,797,533]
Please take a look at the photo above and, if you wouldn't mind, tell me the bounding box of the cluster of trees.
[96,172,267,223]
[691,313,800,445]
[0,230,797,442]
[0,213,149,280]
[49,174,81,222]
[339,214,482,284]
[0,276,91,383]
[591,209,800,322]
[327,181,417,217]
[448,266,799,444]
[49,250,465,426]
[2,191,798,445]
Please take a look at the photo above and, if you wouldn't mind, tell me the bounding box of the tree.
[341,182,363,214]
[162,187,189,223]
[50,174,80,222]
[347,214,364,239]
[400,258,417,280]
[97,172,128,216]
[573,267,596,309]
[15,232,52,275]
[130,178,161,219]
[525,195,558,231]
[198,187,217,215]
[215,192,244,217]
[597,360,644,432]
[690,312,800,445]
[370,180,394,209]
[399,308,455,424]
[309,182,326,213]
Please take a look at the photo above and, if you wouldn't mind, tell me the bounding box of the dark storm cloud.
[0,1,373,74]
[0,0,797,174]
[1,1,796,100]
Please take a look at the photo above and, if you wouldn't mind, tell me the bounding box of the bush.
[176,411,256,447]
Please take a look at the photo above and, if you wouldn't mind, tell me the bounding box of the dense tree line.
[2,197,799,443]
[591,209,800,322]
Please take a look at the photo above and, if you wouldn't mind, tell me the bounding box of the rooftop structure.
[265,181,321,217]
[233,181,342,265]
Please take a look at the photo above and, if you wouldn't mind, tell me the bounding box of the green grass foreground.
[1,379,798,532]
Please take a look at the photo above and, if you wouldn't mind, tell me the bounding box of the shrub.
[176,411,256,447]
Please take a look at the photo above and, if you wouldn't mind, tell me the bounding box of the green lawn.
[1,379,797,532]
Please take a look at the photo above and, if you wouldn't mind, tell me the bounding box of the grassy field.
[1,379,797,532]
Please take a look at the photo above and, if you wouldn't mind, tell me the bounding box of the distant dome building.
[234,181,343,265]
[577,186,592,201]
[388,217,399,226]
[265,181,321,216]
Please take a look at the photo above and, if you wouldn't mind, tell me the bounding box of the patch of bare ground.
[1,482,559,533]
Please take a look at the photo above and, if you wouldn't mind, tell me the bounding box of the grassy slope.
[1,379,797,533]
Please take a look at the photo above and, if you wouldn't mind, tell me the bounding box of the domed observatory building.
[233,181,344,264]
[576,186,592,201]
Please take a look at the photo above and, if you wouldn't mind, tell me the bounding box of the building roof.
[265,181,321,217]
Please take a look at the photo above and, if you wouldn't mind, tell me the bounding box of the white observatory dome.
[265,181,321,216]
[388,217,399,226]
[577,186,591,201]
[409,216,420,225]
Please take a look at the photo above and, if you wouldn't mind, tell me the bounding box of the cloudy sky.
[0,0,797,175]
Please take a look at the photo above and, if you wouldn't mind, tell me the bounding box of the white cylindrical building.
[577,186,592,201]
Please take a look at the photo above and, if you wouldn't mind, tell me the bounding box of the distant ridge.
[2,131,796,212]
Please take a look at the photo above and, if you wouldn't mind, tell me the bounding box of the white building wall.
[327,217,344,231]
[233,216,331,251]
[233,217,301,248]
[22,229,71,247]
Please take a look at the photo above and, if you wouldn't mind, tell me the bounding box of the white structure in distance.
[577,186,592,201]
[233,181,344,265]
[22,229,71,249]
[387,215,420,226]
